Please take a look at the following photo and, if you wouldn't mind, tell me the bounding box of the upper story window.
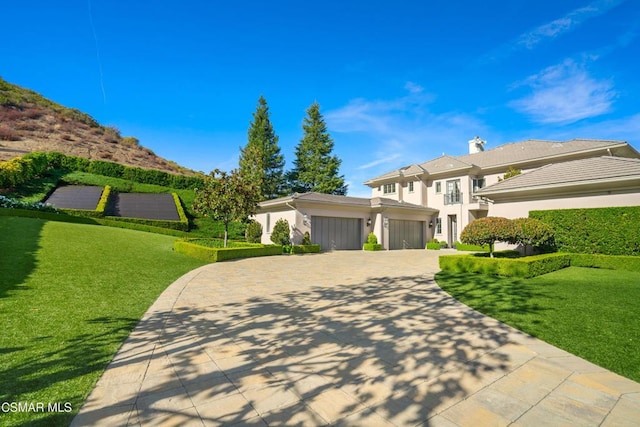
[408,181,414,193]
[383,183,396,194]
[472,178,486,193]
[435,181,442,194]
[444,179,462,205]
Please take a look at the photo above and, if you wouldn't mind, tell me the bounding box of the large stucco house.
[254,138,640,251]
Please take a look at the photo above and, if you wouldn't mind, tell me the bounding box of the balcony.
[444,192,462,205]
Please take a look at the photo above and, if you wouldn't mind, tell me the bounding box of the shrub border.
[363,243,383,251]
[439,253,571,278]
[173,240,282,262]
[292,244,321,254]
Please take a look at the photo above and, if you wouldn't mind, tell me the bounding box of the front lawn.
[0,216,205,426]
[435,267,640,383]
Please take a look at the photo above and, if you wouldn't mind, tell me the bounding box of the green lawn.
[435,267,640,383]
[0,216,205,426]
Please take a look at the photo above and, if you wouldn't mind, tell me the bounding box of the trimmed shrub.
[172,192,189,227]
[569,253,640,273]
[530,207,640,256]
[96,185,111,215]
[460,216,514,257]
[292,244,321,254]
[439,252,570,278]
[302,231,312,245]
[270,218,291,246]
[245,220,263,243]
[363,243,383,251]
[103,215,189,231]
[510,217,555,254]
[173,240,282,262]
[426,242,441,250]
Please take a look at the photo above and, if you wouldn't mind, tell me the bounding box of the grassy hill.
[0,77,191,175]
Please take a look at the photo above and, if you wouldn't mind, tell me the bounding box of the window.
[435,181,442,193]
[383,183,396,194]
[266,213,271,232]
[472,178,486,193]
[408,181,414,193]
[436,217,442,234]
[445,179,462,204]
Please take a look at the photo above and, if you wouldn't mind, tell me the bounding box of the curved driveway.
[73,251,640,426]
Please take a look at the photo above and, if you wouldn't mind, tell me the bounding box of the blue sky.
[2,0,639,196]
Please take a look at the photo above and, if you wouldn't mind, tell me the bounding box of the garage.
[311,216,362,251]
[389,220,425,250]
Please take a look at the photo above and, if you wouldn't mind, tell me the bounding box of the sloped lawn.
[0,216,204,426]
[435,267,640,383]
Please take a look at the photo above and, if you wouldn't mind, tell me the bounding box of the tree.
[239,96,285,200]
[287,102,347,195]
[193,169,259,247]
[460,217,514,258]
[510,217,555,255]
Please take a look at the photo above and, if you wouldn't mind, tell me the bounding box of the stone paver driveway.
[73,251,640,426]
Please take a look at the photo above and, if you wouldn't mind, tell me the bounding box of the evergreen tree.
[288,102,347,195]
[239,96,285,200]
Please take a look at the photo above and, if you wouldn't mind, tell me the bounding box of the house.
[254,138,640,250]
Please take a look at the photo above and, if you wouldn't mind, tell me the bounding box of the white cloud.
[357,152,402,170]
[517,0,624,49]
[510,59,616,124]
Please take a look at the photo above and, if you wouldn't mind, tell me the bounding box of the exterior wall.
[254,210,299,245]
[486,191,640,219]
[401,180,424,205]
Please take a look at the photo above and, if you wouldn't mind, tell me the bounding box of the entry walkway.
[72,251,640,426]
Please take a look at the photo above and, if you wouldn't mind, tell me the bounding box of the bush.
[454,242,489,252]
[460,217,514,257]
[245,220,263,243]
[302,231,312,245]
[172,192,189,227]
[0,195,58,212]
[439,252,570,278]
[569,253,640,273]
[531,207,640,256]
[270,218,291,246]
[426,242,441,250]
[363,243,383,251]
[366,232,378,245]
[510,217,555,254]
[292,244,321,254]
[173,240,282,262]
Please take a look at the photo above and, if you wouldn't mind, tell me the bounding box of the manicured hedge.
[569,253,640,273]
[292,244,321,254]
[363,243,383,251]
[439,252,571,278]
[104,215,189,231]
[172,192,189,225]
[174,240,282,262]
[1,151,203,190]
[426,242,441,250]
[530,206,640,256]
[58,185,112,218]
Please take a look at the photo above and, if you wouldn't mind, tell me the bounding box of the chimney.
[468,136,486,154]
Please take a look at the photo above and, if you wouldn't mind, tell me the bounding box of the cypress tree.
[288,102,347,195]
[239,96,285,200]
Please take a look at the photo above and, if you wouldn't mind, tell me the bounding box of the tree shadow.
[72,271,532,426]
[0,216,44,298]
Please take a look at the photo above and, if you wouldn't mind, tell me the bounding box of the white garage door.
[311,216,362,251]
[389,220,425,250]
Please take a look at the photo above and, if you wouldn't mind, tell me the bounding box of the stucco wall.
[487,191,640,219]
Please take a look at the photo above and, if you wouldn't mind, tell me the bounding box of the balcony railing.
[444,192,462,205]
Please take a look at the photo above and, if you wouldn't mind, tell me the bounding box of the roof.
[365,139,637,185]
[475,156,640,197]
[258,192,434,212]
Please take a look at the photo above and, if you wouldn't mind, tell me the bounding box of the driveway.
[73,251,640,426]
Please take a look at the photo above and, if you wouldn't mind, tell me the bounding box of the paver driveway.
[73,251,640,426]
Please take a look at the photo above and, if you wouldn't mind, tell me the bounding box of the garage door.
[389,220,425,250]
[311,216,362,251]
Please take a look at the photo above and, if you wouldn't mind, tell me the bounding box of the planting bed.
[44,185,103,210]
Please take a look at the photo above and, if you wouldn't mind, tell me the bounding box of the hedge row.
[292,244,321,253]
[530,206,640,256]
[454,242,490,252]
[174,240,282,262]
[103,215,189,231]
[363,243,383,251]
[58,185,112,218]
[1,151,203,190]
[568,253,640,273]
[439,253,572,278]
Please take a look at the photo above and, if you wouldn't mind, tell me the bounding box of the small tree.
[302,231,312,245]
[245,220,263,243]
[193,169,259,247]
[498,166,522,182]
[270,218,291,246]
[510,217,555,255]
[460,216,513,258]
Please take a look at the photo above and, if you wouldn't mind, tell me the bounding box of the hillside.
[0,77,191,175]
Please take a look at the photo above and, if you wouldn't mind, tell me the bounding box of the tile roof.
[475,156,640,196]
[258,192,433,211]
[365,138,634,184]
